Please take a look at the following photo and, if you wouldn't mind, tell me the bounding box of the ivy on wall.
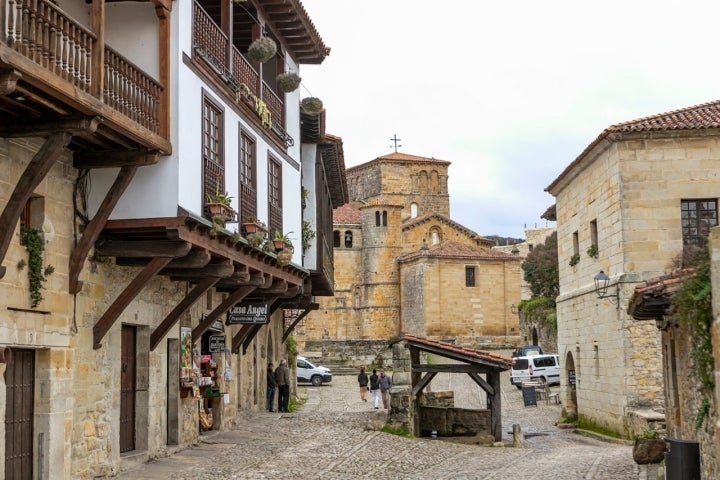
[675,246,714,429]
[20,226,47,308]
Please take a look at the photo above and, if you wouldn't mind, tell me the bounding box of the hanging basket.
[276,72,301,93]
[247,36,277,63]
[277,248,293,266]
[300,97,324,115]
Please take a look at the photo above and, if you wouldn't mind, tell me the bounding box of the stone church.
[298,152,522,361]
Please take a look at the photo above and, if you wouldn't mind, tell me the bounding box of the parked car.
[296,356,332,386]
[511,345,543,357]
[510,354,560,389]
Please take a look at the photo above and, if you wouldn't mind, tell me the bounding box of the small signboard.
[568,369,576,386]
[522,385,537,407]
[209,335,225,353]
[226,302,271,325]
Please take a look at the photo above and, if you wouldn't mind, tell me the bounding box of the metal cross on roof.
[389,134,402,152]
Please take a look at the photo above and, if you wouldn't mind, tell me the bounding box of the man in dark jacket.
[274,359,291,412]
[266,362,277,412]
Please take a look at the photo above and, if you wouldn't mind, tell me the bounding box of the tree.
[521,231,559,300]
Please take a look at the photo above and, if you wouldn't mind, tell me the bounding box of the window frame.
[465,266,476,287]
[201,92,225,213]
[681,198,718,247]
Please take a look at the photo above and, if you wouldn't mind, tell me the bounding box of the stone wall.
[419,407,492,437]
[303,339,393,368]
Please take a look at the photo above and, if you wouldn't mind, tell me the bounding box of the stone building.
[300,152,522,361]
[0,1,345,478]
[546,100,720,438]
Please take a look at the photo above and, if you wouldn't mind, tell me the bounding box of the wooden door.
[120,325,136,453]
[4,349,35,480]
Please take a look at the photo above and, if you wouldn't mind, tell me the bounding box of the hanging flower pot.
[276,72,301,93]
[301,97,324,115]
[247,36,277,63]
[276,248,292,266]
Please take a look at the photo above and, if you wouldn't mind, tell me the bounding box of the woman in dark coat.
[357,367,369,402]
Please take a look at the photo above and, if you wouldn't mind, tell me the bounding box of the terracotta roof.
[403,213,480,238]
[333,202,362,224]
[262,0,329,64]
[547,100,720,193]
[627,269,694,321]
[399,334,514,370]
[346,152,451,173]
[399,241,518,262]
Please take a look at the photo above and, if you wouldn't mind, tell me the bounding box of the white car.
[510,354,560,389]
[296,356,332,386]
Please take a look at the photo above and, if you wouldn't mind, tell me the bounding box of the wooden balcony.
[192,1,290,146]
[0,0,171,154]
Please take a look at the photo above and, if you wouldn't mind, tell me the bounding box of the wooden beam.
[411,372,436,397]
[282,307,312,342]
[73,150,160,169]
[467,372,495,396]
[411,364,494,374]
[116,248,211,268]
[156,4,170,139]
[0,116,101,137]
[0,69,21,95]
[259,279,287,295]
[487,371,502,441]
[192,285,256,343]
[69,165,138,293]
[96,240,192,258]
[0,133,70,278]
[162,262,234,278]
[93,256,171,349]
[150,276,219,351]
[231,324,252,354]
[91,0,105,98]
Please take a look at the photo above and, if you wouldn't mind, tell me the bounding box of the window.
[465,266,476,287]
[430,228,441,245]
[333,230,340,248]
[267,156,282,235]
[589,220,598,248]
[344,231,353,248]
[202,94,224,210]
[681,199,718,247]
[410,203,418,218]
[239,129,256,222]
[382,211,387,226]
[572,231,579,256]
[375,211,380,227]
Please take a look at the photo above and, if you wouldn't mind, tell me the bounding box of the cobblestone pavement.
[117,368,661,480]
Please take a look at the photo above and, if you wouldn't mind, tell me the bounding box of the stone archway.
[564,351,577,417]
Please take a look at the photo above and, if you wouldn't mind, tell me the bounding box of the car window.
[297,360,309,368]
[512,359,528,370]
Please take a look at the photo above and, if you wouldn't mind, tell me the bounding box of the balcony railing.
[192,1,286,142]
[4,0,163,135]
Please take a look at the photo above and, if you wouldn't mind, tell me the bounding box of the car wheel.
[311,375,323,386]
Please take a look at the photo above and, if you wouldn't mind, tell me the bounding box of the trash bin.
[664,438,700,480]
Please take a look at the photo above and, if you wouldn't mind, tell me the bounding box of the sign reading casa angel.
[226,302,271,325]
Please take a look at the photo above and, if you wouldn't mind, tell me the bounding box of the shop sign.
[226,302,271,324]
[209,335,225,353]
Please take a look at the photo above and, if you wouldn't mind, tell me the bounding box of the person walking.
[274,359,291,413]
[266,362,277,412]
[357,367,369,402]
[369,369,380,409]
[379,369,392,409]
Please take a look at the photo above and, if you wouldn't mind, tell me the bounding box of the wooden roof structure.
[396,334,513,441]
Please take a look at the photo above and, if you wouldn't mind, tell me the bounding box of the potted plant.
[272,230,294,251]
[242,216,268,236]
[247,36,277,63]
[276,72,301,93]
[300,97,324,115]
[205,187,236,225]
[301,220,316,253]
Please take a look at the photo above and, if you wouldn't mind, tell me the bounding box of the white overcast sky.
[298,0,720,239]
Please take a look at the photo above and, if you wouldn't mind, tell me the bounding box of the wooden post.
[91,0,105,98]
[488,371,502,442]
[155,5,170,139]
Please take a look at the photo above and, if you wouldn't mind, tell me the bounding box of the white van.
[510,354,560,388]
[296,356,332,386]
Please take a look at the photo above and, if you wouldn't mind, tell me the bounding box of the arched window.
[430,228,441,245]
[382,211,387,226]
[344,230,353,248]
[429,170,439,193]
[333,230,340,248]
[410,203,418,218]
[375,211,380,226]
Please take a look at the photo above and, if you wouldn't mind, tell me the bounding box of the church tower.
[358,197,404,338]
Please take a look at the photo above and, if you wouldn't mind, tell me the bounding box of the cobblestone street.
[118,367,661,480]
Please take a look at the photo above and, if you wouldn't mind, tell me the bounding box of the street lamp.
[593,270,618,303]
